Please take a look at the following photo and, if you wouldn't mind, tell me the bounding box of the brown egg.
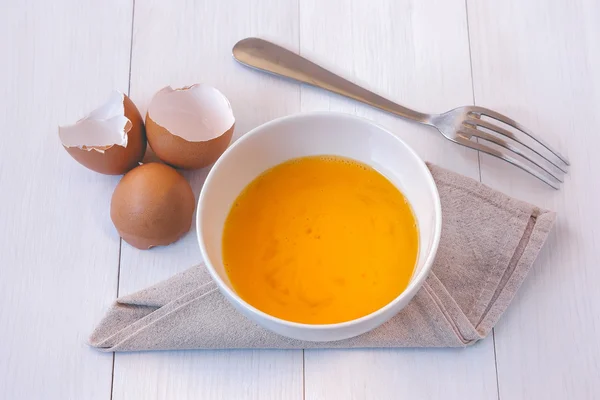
[59,91,146,175]
[110,163,196,249]
[145,84,234,169]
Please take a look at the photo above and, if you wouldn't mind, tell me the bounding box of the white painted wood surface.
[0,1,131,399]
[1,0,599,399]
[468,0,600,398]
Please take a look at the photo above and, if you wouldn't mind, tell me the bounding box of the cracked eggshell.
[58,91,146,175]
[110,163,196,250]
[145,84,234,169]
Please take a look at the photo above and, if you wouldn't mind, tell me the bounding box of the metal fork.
[232,38,569,189]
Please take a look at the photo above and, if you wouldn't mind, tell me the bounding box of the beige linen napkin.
[90,164,555,351]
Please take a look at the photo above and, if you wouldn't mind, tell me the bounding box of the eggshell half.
[110,163,196,249]
[59,92,146,175]
[145,84,234,169]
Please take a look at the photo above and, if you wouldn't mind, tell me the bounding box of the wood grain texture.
[112,1,303,399]
[467,0,600,398]
[0,1,132,399]
[305,345,496,400]
[113,350,303,400]
[299,0,497,398]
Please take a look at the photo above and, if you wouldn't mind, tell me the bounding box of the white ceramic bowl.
[197,112,442,342]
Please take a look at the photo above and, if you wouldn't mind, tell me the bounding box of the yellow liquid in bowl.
[222,155,418,324]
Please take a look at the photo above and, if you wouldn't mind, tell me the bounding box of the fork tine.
[464,118,568,173]
[468,106,570,166]
[461,126,564,182]
[454,135,561,189]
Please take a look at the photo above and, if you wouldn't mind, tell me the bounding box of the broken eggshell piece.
[145,84,234,169]
[58,91,146,175]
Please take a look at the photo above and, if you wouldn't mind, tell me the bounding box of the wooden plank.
[299,0,498,398]
[305,345,497,400]
[112,1,303,399]
[0,1,132,399]
[467,0,600,398]
[113,350,303,400]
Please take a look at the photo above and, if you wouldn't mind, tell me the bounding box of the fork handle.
[232,38,430,124]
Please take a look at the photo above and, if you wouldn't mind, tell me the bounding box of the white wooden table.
[2,0,599,399]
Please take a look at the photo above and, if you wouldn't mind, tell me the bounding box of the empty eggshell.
[110,163,195,249]
[145,84,234,169]
[59,91,146,175]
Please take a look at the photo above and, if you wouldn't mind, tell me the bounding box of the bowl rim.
[196,111,442,331]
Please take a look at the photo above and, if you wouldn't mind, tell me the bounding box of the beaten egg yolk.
[222,155,418,324]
